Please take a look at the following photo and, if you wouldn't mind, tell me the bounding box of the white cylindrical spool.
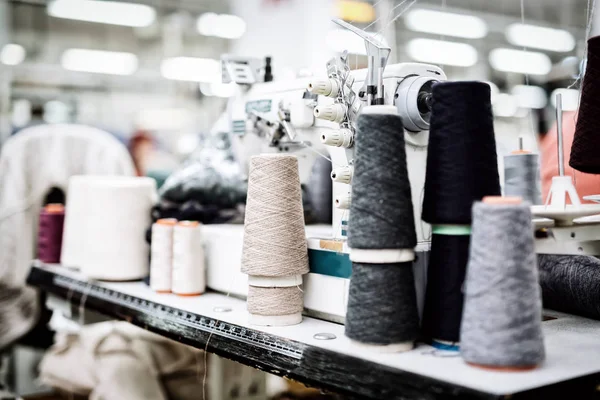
[314,103,347,123]
[172,221,206,296]
[63,176,156,280]
[248,275,302,287]
[150,218,177,293]
[249,312,303,327]
[321,128,353,148]
[307,78,340,97]
[61,176,91,269]
[331,166,353,184]
[335,193,351,209]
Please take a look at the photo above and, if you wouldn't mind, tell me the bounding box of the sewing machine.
[205,22,447,322]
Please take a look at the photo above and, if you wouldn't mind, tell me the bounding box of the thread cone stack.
[421,81,501,348]
[345,105,420,352]
[241,154,308,326]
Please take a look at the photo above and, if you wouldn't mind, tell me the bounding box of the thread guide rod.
[555,93,565,177]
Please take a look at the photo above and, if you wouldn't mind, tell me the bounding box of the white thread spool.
[150,218,177,293]
[62,176,156,280]
[61,176,91,269]
[172,221,206,296]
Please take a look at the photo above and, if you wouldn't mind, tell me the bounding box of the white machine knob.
[308,78,340,97]
[331,166,353,184]
[320,128,353,148]
[314,103,347,123]
[335,193,351,209]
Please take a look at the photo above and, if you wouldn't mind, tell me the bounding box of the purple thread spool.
[37,204,65,263]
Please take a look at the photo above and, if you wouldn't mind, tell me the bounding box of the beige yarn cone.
[241,154,309,277]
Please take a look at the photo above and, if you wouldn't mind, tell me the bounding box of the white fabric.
[0,124,135,348]
[39,322,205,400]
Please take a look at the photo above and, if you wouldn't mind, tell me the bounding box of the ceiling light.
[61,48,138,75]
[199,82,236,98]
[511,85,547,109]
[406,38,478,67]
[405,9,488,39]
[161,57,220,83]
[493,93,518,117]
[551,88,579,111]
[506,23,575,52]
[489,48,551,75]
[196,13,246,39]
[1,44,26,66]
[48,0,156,27]
[337,0,376,23]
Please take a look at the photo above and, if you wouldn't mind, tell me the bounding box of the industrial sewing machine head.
[213,21,446,322]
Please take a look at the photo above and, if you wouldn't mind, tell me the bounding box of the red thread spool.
[570,36,600,173]
[37,204,65,263]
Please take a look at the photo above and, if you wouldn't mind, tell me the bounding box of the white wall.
[230,0,335,77]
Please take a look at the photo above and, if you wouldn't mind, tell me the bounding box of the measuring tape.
[52,274,304,359]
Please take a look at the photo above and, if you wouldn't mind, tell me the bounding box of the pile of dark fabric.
[151,132,247,227]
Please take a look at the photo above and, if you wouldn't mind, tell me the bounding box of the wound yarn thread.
[504,154,542,205]
[421,81,501,345]
[461,201,545,369]
[242,154,308,325]
[345,105,419,350]
[37,204,65,264]
[422,81,500,225]
[246,286,303,316]
[241,154,309,277]
[538,254,600,320]
[421,234,470,343]
[348,111,416,250]
[345,263,419,345]
[571,36,600,174]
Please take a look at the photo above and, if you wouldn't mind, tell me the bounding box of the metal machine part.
[321,128,353,148]
[395,75,436,133]
[332,18,390,105]
[331,166,353,184]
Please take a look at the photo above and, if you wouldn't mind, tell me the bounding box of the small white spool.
[172,221,206,296]
[150,218,177,293]
[63,176,156,281]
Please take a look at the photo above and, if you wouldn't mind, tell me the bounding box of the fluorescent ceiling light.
[489,48,551,75]
[337,0,376,23]
[161,57,220,83]
[493,93,518,117]
[199,82,236,98]
[196,13,246,39]
[48,0,155,27]
[1,44,26,65]
[405,9,487,39]
[506,23,575,52]
[551,88,579,111]
[61,48,138,75]
[511,85,547,109]
[406,38,478,67]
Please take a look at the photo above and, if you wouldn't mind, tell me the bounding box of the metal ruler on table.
[52,274,304,359]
